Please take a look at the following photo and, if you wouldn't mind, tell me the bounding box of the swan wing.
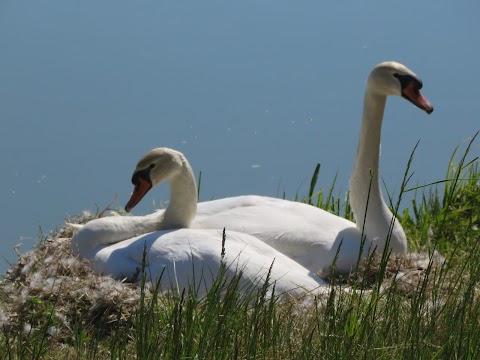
[191,195,362,273]
[89,228,327,297]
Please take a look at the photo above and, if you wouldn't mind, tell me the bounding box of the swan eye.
[131,173,139,186]
[393,73,408,88]
[393,73,409,85]
[393,73,422,91]
[131,166,154,186]
[149,164,155,169]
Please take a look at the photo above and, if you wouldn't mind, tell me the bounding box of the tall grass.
[1,138,479,359]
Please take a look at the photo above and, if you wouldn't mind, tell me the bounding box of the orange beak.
[402,82,434,114]
[125,177,152,212]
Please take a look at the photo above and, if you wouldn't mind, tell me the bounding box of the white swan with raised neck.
[125,61,433,275]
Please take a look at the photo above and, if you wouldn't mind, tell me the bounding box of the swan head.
[125,147,187,212]
[368,61,433,114]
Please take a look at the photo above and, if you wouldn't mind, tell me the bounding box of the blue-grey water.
[1,1,479,275]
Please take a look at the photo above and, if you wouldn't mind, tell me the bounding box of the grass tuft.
[1,137,479,358]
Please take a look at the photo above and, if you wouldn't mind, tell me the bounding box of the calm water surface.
[1,1,479,275]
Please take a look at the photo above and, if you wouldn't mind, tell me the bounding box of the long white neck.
[71,157,198,258]
[349,87,407,254]
[162,158,197,228]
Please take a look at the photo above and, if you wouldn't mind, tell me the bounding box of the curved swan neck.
[353,89,386,177]
[162,156,197,228]
[349,87,407,253]
[350,90,386,213]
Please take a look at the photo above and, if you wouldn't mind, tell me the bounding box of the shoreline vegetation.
[0,138,479,359]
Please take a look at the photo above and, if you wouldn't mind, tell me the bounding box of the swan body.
[192,196,362,273]
[84,228,327,298]
[71,148,327,297]
[125,61,433,275]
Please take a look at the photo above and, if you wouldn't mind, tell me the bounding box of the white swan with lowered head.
[125,61,433,275]
[71,148,327,298]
